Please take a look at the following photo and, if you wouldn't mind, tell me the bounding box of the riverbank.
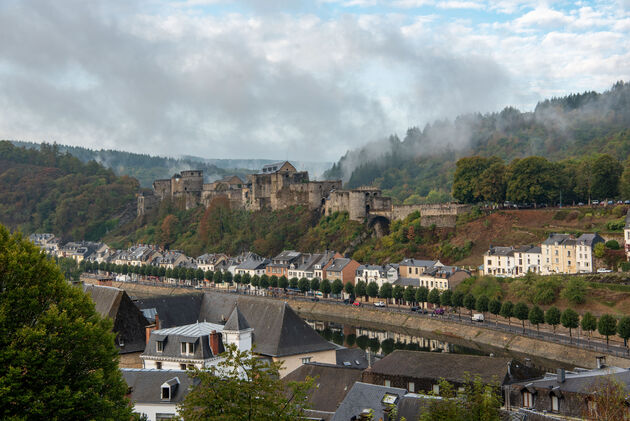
[105,281,630,369]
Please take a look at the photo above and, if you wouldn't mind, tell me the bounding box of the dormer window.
[156,341,164,353]
[161,377,180,401]
[181,342,195,355]
[161,386,170,400]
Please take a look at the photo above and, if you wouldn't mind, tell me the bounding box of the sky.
[0,0,629,162]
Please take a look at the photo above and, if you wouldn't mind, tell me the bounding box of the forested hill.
[9,141,254,188]
[325,81,630,204]
[0,141,139,241]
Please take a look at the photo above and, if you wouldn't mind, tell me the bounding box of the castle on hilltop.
[138,161,471,228]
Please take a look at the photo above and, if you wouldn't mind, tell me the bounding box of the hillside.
[326,81,630,203]
[0,141,139,241]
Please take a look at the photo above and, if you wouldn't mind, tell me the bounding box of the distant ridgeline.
[9,140,253,188]
[326,81,630,204]
[141,161,470,229]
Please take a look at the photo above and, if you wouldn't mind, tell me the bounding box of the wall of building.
[132,403,180,421]
[275,348,337,378]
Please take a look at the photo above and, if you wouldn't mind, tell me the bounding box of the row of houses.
[483,232,605,276]
[30,234,472,292]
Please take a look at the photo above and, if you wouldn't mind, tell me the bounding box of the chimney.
[155,313,160,330]
[596,356,606,369]
[209,330,220,356]
[557,368,565,383]
[145,324,156,344]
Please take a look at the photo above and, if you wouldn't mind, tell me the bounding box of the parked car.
[625,200,630,205]
[608,200,614,205]
[410,306,420,312]
[472,313,485,322]
[374,301,386,307]
[577,202,584,206]
[432,308,444,315]
[343,298,350,304]
[311,297,320,302]
[597,268,613,273]
[352,301,361,307]
[592,200,599,205]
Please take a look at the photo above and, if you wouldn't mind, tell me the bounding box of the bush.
[605,240,621,250]
[594,243,606,258]
[553,210,569,220]
[606,220,625,231]
[621,262,630,272]
[561,278,587,305]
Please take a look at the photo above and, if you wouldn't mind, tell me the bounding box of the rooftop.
[153,321,225,337]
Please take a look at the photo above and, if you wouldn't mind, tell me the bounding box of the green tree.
[367,281,379,299]
[452,290,465,319]
[289,277,298,289]
[223,271,233,285]
[205,270,213,280]
[278,275,289,290]
[233,273,242,285]
[0,226,132,419]
[270,275,279,288]
[581,312,597,341]
[195,268,204,280]
[310,278,320,292]
[528,305,544,334]
[545,306,561,333]
[393,285,404,305]
[332,279,344,296]
[213,270,223,283]
[298,278,310,294]
[428,288,441,308]
[500,301,514,326]
[379,282,393,304]
[260,276,269,289]
[344,281,355,296]
[354,280,366,300]
[478,160,507,204]
[561,278,587,304]
[178,344,312,420]
[506,156,558,205]
[251,275,260,288]
[591,154,622,199]
[321,279,332,297]
[464,293,476,316]
[598,314,617,346]
[475,295,489,315]
[440,289,453,308]
[605,240,621,250]
[594,242,606,258]
[617,317,630,350]
[514,302,530,332]
[416,286,429,307]
[404,286,416,304]
[242,273,251,285]
[561,308,579,340]
[452,156,492,203]
[489,298,501,325]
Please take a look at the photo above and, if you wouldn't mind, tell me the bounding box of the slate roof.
[143,322,222,360]
[199,292,336,357]
[134,294,203,328]
[395,394,441,421]
[512,367,630,394]
[486,246,515,256]
[283,363,362,412]
[223,305,251,331]
[336,348,369,370]
[83,284,149,353]
[236,256,270,271]
[399,258,439,267]
[365,350,539,386]
[542,234,572,245]
[122,369,198,404]
[576,233,604,246]
[331,382,407,421]
[392,278,420,287]
[326,258,351,273]
[272,250,302,264]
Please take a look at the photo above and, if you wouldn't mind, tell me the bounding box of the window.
[301,357,312,364]
[156,362,162,369]
[487,260,491,265]
[568,261,571,266]
[432,384,440,394]
[555,250,559,256]
[568,251,571,257]
[180,364,186,370]
[551,395,559,412]
[522,391,533,408]
[156,341,164,353]
[408,382,415,393]
[181,342,194,355]
[161,387,170,400]
[384,380,391,387]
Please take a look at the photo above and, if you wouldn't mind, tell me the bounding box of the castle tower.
[222,304,253,352]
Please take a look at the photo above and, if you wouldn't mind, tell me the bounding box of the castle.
[138,161,471,228]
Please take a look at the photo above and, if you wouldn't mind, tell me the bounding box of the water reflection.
[307,320,486,357]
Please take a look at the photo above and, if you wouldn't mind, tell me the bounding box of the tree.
[500,301,514,326]
[344,281,355,297]
[598,314,617,346]
[223,271,233,285]
[594,242,606,258]
[475,295,489,315]
[581,375,630,421]
[617,316,630,351]
[195,268,204,280]
[321,279,332,297]
[298,278,310,294]
[464,293,476,316]
[606,239,621,250]
[452,290,464,319]
[178,344,312,420]
[260,276,269,289]
[233,273,242,285]
[367,281,379,299]
[506,156,558,205]
[278,276,289,290]
[404,286,416,304]
[561,278,587,305]
[242,273,251,285]
[379,282,393,304]
[528,305,544,335]
[213,270,223,283]
[393,285,404,305]
[0,226,132,419]
[332,279,344,296]
[440,289,453,308]
[427,288,441,308]
[269,275,278,288]
[478,160,507,204]
[204,270,213,280]
[545,306,561,333]
[591,154,623,199]
[452,156,493,203]
[561,308,579,340]
[310,278,320,292]
[514,302,530,333]
[488,299,501,325]
[581,312,597,341]
[289,277,298,289]
[416,286,429,307]
[251,275,260,288]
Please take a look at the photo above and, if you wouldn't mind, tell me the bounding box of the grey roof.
[122,369,198,404]
[542,233,572,245]
[335,348,368,369]
[487,246,515,256]
[393,278,420,287]
[223,305,251,331]
[272,250,302,264]
[83,284,149,353]
[326,258,351,273]
[395,394,440,421]
[527,246,541,253]
[236,256,270,271]
[331,382,407,421]
[199,292,336,357]
[576,233,604,246]
[512,367,630,394]
[143,322,222,360]
[399,258,438,267]
[283,364,362,412]
[366,350,540,386]
[134,294,203,328]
